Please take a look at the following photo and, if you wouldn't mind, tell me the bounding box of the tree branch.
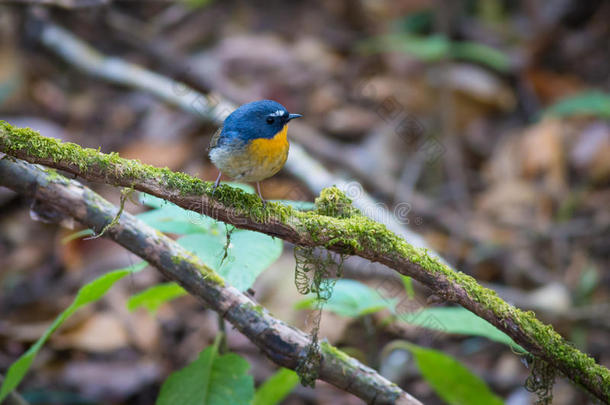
[0,156,422,405]
[1,123,609,402]
[32,17,436,256]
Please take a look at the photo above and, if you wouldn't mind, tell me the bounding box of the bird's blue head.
[222,100,302,141]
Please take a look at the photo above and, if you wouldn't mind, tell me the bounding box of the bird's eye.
[266,117,275,124]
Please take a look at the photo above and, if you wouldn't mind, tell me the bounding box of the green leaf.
[360,34,510,72]
[178,229,282,292]
[360,34,449,61]
[450,41,511,72]
[222,182,255,194]
[156,339,254,405]
[61,229,94,244]
[405,343,504,405]
[295,279,397,317]
[127,282,188,315]
[401,275,415,299]
[543,91,610,118]
[398,307,521,350]
[253,368,299,405]
[137,197,220,235]
[0,261,147,402]
[139,193,168,209]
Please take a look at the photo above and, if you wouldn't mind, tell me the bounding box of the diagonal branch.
[0,156,422,405]
[33,17,435,256]
[1,122,609,402]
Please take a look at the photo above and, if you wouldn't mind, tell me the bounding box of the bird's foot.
[212,171,222,197]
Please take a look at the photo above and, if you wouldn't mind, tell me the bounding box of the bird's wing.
[207,126,223,151]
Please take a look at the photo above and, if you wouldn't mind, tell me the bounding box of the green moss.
[242,303,265,316]
[298,191,610,396]
[3,121,609,398]
[1,120,299,228]
[314,186,360,218]
[320,341,352,363]
[170,251,225,286]
[44,168,68,184]
[0,120,211,196]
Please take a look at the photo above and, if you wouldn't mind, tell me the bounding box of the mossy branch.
[0,156,421,405]
[1,121,609,402]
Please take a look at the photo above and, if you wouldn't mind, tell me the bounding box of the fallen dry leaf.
[520,118,566,192]
[53,312,129,352]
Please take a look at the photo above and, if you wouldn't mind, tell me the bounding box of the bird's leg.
[256,182,267,208]
[212,171,222,197]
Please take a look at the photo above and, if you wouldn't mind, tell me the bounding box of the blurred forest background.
[0,0,609,404]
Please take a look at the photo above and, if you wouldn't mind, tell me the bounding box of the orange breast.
[247,125,289,177]
[248,124,289,163]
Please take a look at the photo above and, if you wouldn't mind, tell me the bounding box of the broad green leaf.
[0,261,147,402]
[137,198,220,235]
[398,307,521,350]
[127,282,188,315]
[178,229,282,292]
[253,368,299,405]
[139,193,168,209]
[403,342,504,405]
[156,339,254,405]
[295,279,397,317]
[544,91,610,118]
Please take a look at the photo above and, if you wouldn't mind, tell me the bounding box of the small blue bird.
[209,100,302,200]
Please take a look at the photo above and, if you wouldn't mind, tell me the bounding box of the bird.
[208,100,302,201]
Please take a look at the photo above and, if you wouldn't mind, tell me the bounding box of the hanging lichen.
[87,187,133,239]
[524,355,558,405]
[294,245,345,387]
[219,223,235,267]
[293,186,356,386]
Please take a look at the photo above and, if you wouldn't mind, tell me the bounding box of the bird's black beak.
[287,113,303,122]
